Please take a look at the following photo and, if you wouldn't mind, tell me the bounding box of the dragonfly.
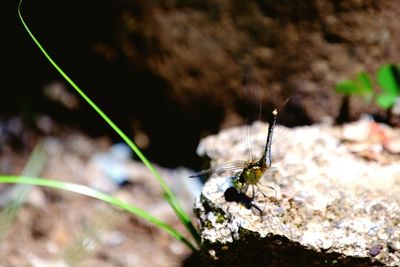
[190,107,279,201]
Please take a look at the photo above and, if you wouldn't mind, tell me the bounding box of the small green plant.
[335,64,400,109]
[1,0,201,255]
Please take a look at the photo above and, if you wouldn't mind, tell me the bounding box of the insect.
[190,107,279,201]
[231,108,278,199]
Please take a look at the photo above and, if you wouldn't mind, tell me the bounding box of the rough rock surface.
[193,121,400,266]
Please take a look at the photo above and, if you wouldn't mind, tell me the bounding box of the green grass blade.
[0,142,46,241]
[63,209,118,265]
[0,175,197,252]
[17,0,200,245]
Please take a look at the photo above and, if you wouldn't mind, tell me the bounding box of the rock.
[341,117,400,161]
[389,98,400,126]
[193,121,400,266]
[342,116,373,143]
[85,143,133,192]
[384,136,400,154]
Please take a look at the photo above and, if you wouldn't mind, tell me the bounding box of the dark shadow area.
[201,232,385,267]
[224,187,263,215]
[182,252,207,267]
[2,0,224,168]
[6,0,382,169]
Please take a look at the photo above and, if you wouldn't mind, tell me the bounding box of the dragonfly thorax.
[238,161,267,186]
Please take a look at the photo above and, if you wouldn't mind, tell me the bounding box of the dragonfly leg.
[255,184,268,199]
[256,183,277,199]
[267,185,277,199]
[249,201,263,219]
[241,184,249,195]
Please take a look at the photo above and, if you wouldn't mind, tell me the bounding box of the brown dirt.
[114,0,400,126]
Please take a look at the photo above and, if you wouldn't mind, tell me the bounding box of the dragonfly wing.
[188,168,214,178]
[261,166,279,180]
[214,160,247,175]
[189,160,248,178]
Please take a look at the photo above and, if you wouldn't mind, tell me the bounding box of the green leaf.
[376,93,397,109]
[335,80,359,95]
[377,64,400,95]
[335,72,374,97]
[356,71,373,94]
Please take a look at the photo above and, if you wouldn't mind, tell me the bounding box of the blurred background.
[1,0,400,266]
[4,0,400,168]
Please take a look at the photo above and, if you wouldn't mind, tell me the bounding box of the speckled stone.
[194,121,400,266]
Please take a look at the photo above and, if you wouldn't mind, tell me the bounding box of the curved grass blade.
[0,175,197,252]
[0,142,46,241]
[17,0,200,246]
